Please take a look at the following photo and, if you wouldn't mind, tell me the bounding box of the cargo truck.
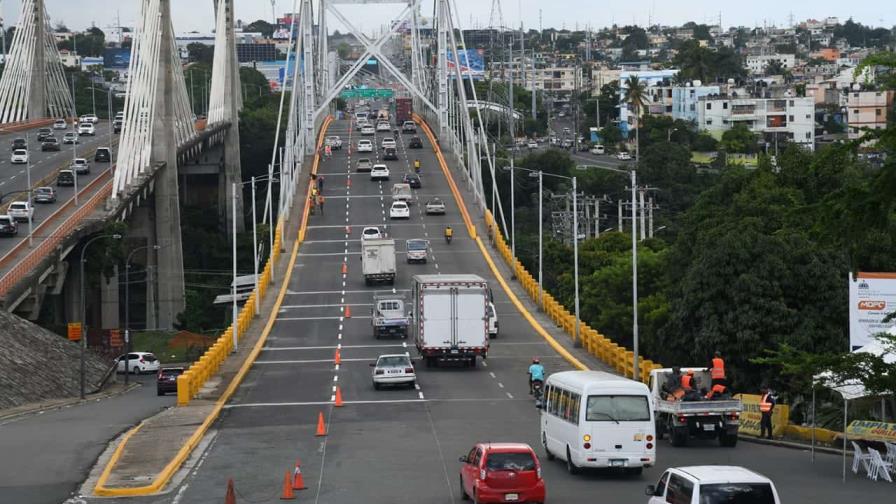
[411,274,490,367]
[396,97,413,123]
[362,239,396,285]
[371,294,409,339]
[649,368,742,447]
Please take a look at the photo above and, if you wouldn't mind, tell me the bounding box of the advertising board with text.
[848,272,896,349]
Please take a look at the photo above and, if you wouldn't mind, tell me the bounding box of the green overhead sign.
[340,88,394,99]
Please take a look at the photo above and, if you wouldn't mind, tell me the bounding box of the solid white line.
[418,391,425,400]
[506,392,514,399]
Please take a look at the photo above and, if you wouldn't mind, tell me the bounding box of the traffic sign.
[340,88,394,99]
[68,322,82,342]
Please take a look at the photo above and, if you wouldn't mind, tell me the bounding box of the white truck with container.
[649,368,742,447]
[362,239,396,286]
[411,274,490,368]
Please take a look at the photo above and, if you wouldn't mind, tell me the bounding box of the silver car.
[406,239,428,263]
[370,354,416,389]
[425,197,446,215]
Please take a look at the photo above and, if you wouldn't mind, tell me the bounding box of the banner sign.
[847,420,896,442]
[735,394,790,437]
[849,272,896,349]
[67,322,82,342]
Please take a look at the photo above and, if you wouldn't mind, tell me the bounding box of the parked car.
[53,118,68,130]
[408,136,423,149]
[381,137,396,149]
[7,201,34,222]
[78,122,95,136]
[406,238,428,263]
[40,137,60,151]
[63,132,79,144]
[10,138,27,151]
[0,215,18,237]
[10,149,28,164]
[403,173,421,188]
[56,169,75,186]
[71,158,90,175]
[325,136,343,150]
[156,367,185,395]
[356,158,373,172]
[116,352,161,374]
[361,226,382,240]
[36,128,53,142]
[646,466,781,504]
[389,201,410,219]
[591,145,605,155]
[527,140,538,149]
[370,164,390,181]
[370,354,415,389]
[425,197,446,215]
[459,443,546,504]
[361,125,375,136]
[33,186,57,204]
[616,151,632,161]
[94,147,111,163]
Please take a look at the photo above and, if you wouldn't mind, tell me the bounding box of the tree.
[854,51,896,90]
[54,22,70,33]
[720,123,759,154]
[245,20,274,38]
[186,43,214,64]
[623,75,648,161]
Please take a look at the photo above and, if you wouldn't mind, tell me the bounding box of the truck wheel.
[373,382,381,390]
[670,427,688,447]
[425,357,433,368]
[365,278,371,286]
[719,431,738,447]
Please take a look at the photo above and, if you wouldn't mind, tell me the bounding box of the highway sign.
[340,88,394,99]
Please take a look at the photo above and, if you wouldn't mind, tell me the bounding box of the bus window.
[568,392,581,425]
[586,395,651,422]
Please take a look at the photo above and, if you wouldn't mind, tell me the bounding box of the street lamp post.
[124,244,162,384]
[24,132,34,247]
[80,233,123,399]
[231,182,238,352]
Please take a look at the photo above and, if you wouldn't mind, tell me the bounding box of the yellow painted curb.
[414,115,589,372]
[93,117,334,497]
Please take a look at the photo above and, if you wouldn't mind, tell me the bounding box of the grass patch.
[131,331,213,364]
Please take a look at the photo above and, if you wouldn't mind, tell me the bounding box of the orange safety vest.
[681,374,693,390]
[706,384,727,398]
[759,393,773,413]
[711,357,726,380]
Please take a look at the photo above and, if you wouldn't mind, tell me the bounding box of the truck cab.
[372,295,410,339]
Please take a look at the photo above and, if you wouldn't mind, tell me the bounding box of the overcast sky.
[2,1,893,35]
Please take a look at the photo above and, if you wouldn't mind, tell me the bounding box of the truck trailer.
[362,239,396,285]
[412,274,489,367]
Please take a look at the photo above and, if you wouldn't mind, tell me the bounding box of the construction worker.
[662,367,682,399]
[759,386,775,439]
[708,350,726,387]
[680,370,695,391]
[705,383,728,400]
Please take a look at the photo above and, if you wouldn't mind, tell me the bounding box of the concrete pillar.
[151,0,186,329]
[101,265,120,330]
[220,0,244,234]
[63,256,82,325]
[27,0,48,119]
[129,205,158,329]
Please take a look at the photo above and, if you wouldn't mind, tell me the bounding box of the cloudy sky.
[2,1,893,34]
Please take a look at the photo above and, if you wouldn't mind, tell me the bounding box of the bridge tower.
[0,0,73,123]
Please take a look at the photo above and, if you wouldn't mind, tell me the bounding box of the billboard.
[447,49,485,79]
[104,48,131,69]
[848,272,896,349]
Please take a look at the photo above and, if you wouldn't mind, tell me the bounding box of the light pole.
[123,243,164,384]
[578,163,639,379]
[231,182,238,352]
[24,132,34,247]
[80,233,123,399]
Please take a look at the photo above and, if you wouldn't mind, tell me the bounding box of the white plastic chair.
[867,448,893,482]
[851,441,873,475]
[885,442,896,466]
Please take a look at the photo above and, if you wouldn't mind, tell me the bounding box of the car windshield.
[407,240,426,250]
[699,483,775,504]
[585,395,650,422]
[485,452,536,471]
[377,356,409,367]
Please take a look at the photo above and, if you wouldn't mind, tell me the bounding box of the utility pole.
[531,50,536,120]
[639,187,646,241]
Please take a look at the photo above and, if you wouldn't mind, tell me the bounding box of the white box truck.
[362,239,396,285]
[412,274,490,367]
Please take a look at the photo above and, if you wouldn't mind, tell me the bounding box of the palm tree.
[623,75,649,163]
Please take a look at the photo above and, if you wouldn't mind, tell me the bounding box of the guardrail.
[0,118,57,134]
[176,115,334,406]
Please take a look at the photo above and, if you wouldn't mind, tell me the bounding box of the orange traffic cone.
[292,459,307,490]
[344,305,351,318]
[334,349,342,365]
[315,411,327,436]
[334,386,344,407]
[345,226,351,235]
[280,470,295,500]
[225,478,236,504]
[341,263,347,274]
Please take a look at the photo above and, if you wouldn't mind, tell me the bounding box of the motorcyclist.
[444,225,453,243]
[414,159,421,172]
[528,357,545,395]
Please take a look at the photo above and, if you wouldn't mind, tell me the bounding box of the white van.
[541,370,656,475]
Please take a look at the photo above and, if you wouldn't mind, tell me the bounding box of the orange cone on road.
[292,459,308,490]
[280,470,296,500]
[315,411,327,436]
[334,386,344,407]
[345,226,351,235]
[341,263,347,274]
[225,478,237,504]
[344,305,351,318]
[334,349,342,365]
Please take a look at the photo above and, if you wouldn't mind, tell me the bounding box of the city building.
[845,89,895,139]
[617,69,678,136]
[236,43,277,63]
[672,82,721,122]
[745,53,796,74]
[697,93,816,150]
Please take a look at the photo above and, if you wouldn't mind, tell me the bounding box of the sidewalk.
[90,164,309,495]
[0,377,172,504]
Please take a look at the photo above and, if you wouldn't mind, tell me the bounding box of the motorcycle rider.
[444,225,453,243]
[414,158,421,172]
[528,357,545,395]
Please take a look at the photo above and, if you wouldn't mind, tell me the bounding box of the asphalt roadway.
[73,116,891,504]
[0,121,117,262]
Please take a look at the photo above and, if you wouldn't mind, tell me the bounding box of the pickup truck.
[391,183,414,205]
[649,368,741,447]
[371,294,410,339]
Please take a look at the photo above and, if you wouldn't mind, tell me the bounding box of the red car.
[459,443,546,504]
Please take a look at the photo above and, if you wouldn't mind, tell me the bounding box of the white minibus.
[540,370,656,475]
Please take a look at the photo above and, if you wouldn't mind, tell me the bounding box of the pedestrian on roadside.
[318,175,325,192]
[317,194,325,214]
[759,385,775,439]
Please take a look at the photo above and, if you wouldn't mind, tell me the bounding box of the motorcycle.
[532,380,544,406]
[445,234,452,244]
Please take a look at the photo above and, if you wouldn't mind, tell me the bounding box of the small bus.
[540,370,656,475]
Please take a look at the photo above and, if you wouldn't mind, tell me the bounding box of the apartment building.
[745,53,796,74]
[697,94,816,150]
[488,61,582,93]
[672,83,721,123]
[618,69,678,136]
[845,89,895,139]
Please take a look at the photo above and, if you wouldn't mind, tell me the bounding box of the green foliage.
[720,123,759,154]
[673,40,746,83]
[245,20,275,38]
[186,43,214,64]
[854,51,896,90]
[833,20,893,49]
[57,28,106,57]
[692,132,718,152]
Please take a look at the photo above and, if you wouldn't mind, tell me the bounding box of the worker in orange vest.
[759,386,775,439]
[680,370,695,390]
[705,383,728,400]
[708,351,726,387]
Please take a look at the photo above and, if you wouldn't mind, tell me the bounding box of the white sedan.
[361,125,375,136]
[357,139,373,152]
[381,137,396,149]
[10,149,28,164]
[376,121,391,132]
[362,226,382,240]
[616,151,632,160]
[371,354,416,389]
[389,201,410,219]
[370,164,390,181]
